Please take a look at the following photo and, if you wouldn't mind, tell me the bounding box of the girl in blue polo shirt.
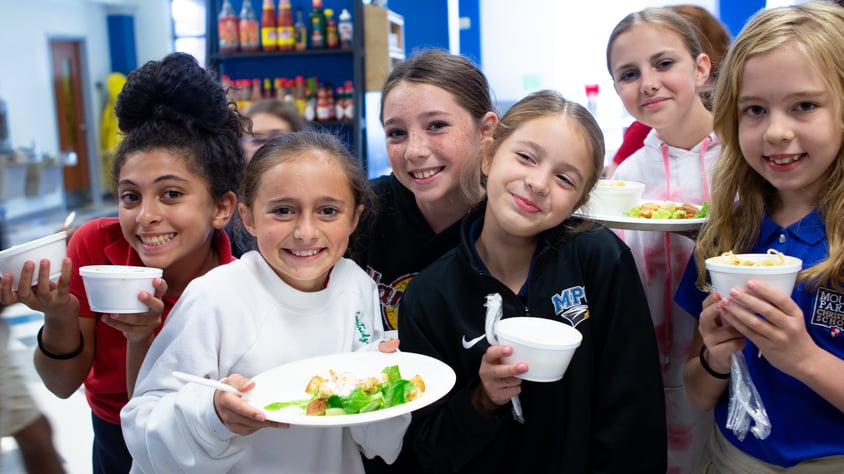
[674,3,844,471]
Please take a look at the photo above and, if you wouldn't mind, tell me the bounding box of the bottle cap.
[339,9,351,20]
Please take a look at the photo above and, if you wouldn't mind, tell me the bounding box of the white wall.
[480,0,717,156]
[0,0,173,161]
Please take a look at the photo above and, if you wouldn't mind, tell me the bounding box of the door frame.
[48,35,103,209]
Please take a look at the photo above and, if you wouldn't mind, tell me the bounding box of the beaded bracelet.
[37,326,84,360]
[699,345,730,379]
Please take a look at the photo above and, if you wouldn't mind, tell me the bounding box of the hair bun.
[115,53,230,134]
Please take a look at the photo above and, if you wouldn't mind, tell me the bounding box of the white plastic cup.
[0,231,67,290]
[705,254,802,297]
[79,265,163,314]
[584,180,646,217]
[496,317,583,382]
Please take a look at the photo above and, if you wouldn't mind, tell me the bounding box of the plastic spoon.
[484,293,525,424]
[63,210,76,229]
[172,371,249,399]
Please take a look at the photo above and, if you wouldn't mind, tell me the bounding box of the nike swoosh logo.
[462,334,486,349]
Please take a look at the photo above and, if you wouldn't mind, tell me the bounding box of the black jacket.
[398,204,667,473]
[350,174,463,331]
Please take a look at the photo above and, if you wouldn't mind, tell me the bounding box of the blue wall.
[719,0,766,38]
[387,0,450,54]
[107,14,138,74]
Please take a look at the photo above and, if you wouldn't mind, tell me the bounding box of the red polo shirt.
[66,217,235,424]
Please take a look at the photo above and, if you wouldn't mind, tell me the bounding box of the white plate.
[247,351,456,427]
[576,200,706,231]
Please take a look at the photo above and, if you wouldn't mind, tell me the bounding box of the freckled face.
[381,82,486,207]
[482,115,593,240]
[117,149,227,273]
[609,24,708,131]
[737,44,842,203]
[240,152,363,292]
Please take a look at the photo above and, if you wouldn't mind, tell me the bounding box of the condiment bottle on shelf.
[263,78,273,98]
[294,7,308,51]
[239,0,259,52]
[235,79,251,110]
[282,79,295,103]
[310,0,327,49]
[294,76,307,115]
[335,86,345,121]
[277,0,295,51]
[273,78,285,102]
[343,80,355,120]
[327,84,336,120]
[325,9,339,49]
[251,78,264,103]
[304,87,316,122]
[218,0,239,54]
[260,0,277,51]
[338,9,353,49]
[316,85,330,122]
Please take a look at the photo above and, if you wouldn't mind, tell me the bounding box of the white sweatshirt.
[121,252,409,473]
[614,130,720,474]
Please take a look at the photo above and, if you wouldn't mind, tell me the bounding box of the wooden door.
[50,39,91,204]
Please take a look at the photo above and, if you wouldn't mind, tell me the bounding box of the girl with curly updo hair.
[0,52,244,473]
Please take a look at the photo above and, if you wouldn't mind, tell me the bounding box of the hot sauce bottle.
[294,7,308,51]
[218,0,239,54]
[239,0,260,52]
[310,0,327,49]
[277,0,295,51]
[325,8,339,49]
[260,0,277,51]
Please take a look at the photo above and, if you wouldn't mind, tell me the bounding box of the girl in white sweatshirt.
[121,131,408,473]
[606,8,721,473]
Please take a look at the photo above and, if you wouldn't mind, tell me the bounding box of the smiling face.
[239,151,363,292]
[737,44,843,207]
[117,149,232,274]
[382,82,492,209]
[609,23,709,132]
[481,115,593,240]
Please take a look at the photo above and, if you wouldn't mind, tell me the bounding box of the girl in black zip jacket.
[398,90,667,473]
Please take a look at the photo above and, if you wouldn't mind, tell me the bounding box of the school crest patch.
[552,285,590,327]
[811,287,844,338]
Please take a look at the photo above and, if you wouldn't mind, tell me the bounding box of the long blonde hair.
[695,1,844,291]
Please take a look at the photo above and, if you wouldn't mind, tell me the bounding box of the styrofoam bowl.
[79,265,163,314]
[705,253,803,296]
[496,317,582,382]
[584,179,646,217]
[0,231,67,290]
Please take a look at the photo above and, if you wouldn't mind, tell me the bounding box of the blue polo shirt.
[675,209,844,467]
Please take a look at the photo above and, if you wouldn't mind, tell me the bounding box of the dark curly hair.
[112,52,246,200]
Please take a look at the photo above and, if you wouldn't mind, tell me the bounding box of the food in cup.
[710,248,787,267]
[704,249,802,297]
